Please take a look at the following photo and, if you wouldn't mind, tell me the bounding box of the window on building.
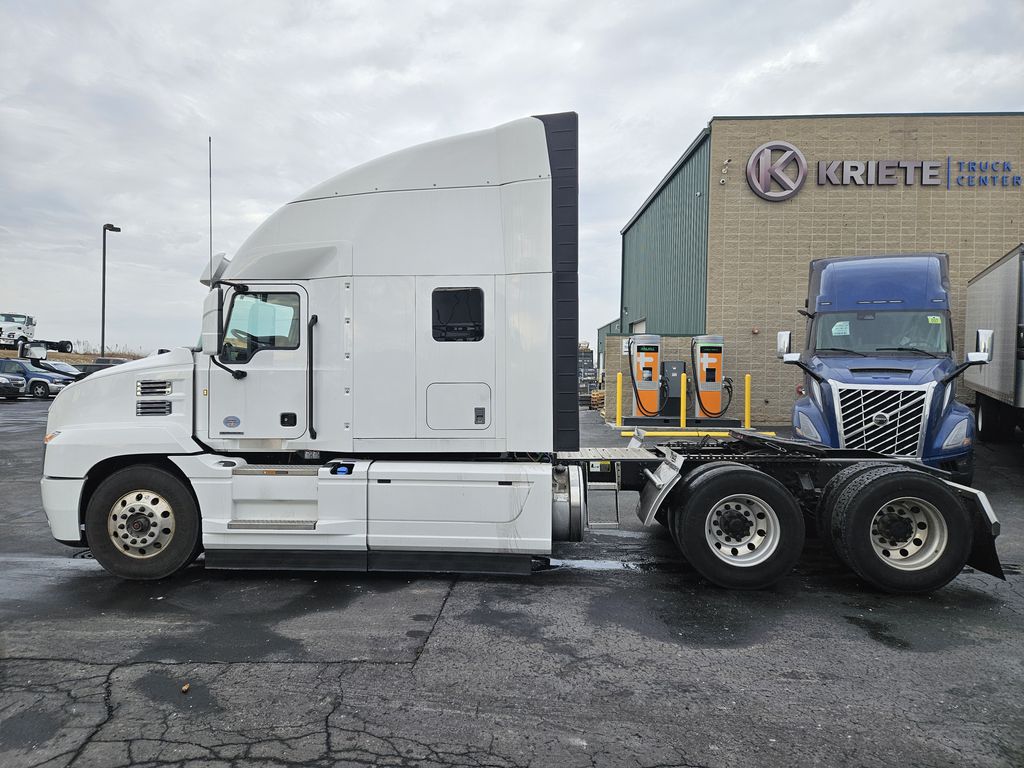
[432,288,484,342]
[221,292,301,363]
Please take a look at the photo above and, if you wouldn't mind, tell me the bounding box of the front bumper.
[0,383,25,396]
[40,476,86,545]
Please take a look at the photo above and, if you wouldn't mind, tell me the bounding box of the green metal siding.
[621,132,709,335]
[596,318,621,357]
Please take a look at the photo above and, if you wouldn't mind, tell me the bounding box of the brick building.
[606,112,1024,423]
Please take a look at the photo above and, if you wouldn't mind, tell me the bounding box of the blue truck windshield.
[813,311,950,356]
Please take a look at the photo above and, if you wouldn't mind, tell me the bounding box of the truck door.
[208,284,309,440]
[415,276,496,437]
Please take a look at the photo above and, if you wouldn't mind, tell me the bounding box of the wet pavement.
[1,398,1023,767]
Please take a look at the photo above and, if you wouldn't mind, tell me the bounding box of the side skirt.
[202,549,533,576]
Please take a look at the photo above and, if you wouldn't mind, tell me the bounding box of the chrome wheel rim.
[869,496,947,571]
[704,494,780,567]
[107,489,175,559]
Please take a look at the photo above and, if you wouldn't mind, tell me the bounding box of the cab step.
[226,519,317,530]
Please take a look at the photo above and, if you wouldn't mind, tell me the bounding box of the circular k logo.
[746,141,808,201]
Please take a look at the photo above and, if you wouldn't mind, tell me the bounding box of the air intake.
[137,380,172,396]
[136,401,172,416]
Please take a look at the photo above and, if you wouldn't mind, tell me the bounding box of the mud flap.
[635,449,685,526]
[946,481,1005,580]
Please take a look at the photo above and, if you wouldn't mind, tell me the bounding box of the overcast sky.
[1,0,1022,353]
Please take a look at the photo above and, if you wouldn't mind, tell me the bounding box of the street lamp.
[101,223,121,356]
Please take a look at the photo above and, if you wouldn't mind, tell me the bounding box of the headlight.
[796,411,822,442]
[942,419,970,450]
[0,376,8,384]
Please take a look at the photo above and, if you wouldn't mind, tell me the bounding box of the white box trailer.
[39,114,1005,594]
[964,243,1024,440]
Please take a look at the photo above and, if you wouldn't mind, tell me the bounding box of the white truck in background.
[0,312,73,353]
[964,243,1024,440]
[37,113,1006,594]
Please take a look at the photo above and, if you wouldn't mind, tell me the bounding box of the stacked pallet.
[590,390,605,410]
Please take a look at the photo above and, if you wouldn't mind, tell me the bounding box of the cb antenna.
[208,136,213,282]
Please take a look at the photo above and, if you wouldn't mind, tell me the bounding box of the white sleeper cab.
[40,113,1006,594]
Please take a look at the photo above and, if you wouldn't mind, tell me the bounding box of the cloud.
[0,0,1021,352]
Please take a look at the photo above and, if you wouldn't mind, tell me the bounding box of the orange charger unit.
[692,334,725,418]
[629,334,661,416]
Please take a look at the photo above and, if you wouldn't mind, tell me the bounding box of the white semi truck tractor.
[39,113,1006,593]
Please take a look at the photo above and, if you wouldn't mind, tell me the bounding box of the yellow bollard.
[680,373,687,429]
[616,372,623,427]
[744,373,752,429]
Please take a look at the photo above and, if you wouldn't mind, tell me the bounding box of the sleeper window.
[222,292,301,363]
[432,288,484,342]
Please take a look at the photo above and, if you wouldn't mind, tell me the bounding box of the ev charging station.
[629,334,662,416]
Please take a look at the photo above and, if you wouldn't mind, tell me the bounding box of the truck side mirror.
[776,331,792,359]
[782,352,801,364]
[22,342,47,360]
[200,288,221,355]
[970,329,993,364]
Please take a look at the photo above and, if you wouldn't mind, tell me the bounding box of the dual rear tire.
[666,463,805,590]
[821,465,971,593]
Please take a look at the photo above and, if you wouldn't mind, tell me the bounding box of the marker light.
[44,431,61,445]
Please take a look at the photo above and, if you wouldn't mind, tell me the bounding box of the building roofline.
[621,127,710,235]
[620,111,1024,237]
[711,111,1024,121]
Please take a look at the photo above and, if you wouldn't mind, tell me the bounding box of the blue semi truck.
[777,254,992,485]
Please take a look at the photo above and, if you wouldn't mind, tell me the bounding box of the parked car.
[0,359,74,398]
[0,372,27,399]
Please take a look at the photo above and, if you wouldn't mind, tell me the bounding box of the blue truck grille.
[835,385,930,457]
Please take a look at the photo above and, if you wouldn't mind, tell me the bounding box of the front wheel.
[832,467,972,594]
[670,465,805,589]
[30,381,49,398]
[84,466,201,580]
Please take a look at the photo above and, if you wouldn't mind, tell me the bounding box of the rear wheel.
[30,381,49,398]
[818,462,900,562]
[671,465,805,589]
[976,395,1014,442]
[664,461,746,548]
[832,467,972,594]
[58,340,73,353]
[85,466,201,580]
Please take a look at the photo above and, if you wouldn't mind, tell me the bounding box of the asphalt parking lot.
[2,397,1023,767]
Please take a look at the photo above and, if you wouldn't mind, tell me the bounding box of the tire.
[832,467,972,594]
[84,466,201,580]
[670,464,805,589]
[976,395,1013,442]
[664,461,747,548]
[30,381,49,398]
[58,340,73,353]
[818,462,900,563]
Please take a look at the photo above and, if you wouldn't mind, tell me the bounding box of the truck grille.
[834,384,932,457]
[136,380,172,396]
[136,401,172,416]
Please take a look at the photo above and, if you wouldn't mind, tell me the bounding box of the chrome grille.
[136,380,172,396]
[835,384,930,457]
[136,400,172,416]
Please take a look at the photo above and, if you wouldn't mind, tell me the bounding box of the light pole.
[101,223,121,356]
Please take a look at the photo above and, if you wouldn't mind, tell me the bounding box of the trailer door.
[208,284,309,440]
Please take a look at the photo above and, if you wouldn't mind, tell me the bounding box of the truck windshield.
[2,314,27,323]
[813,311,950,357]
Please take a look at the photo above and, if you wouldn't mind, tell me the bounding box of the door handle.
[307,314,318,440]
